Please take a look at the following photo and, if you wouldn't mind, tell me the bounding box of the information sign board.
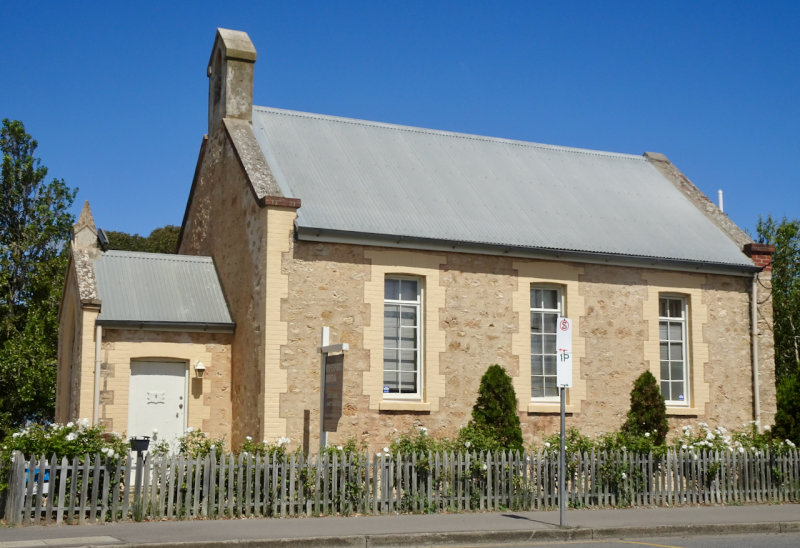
[323,354,344,432]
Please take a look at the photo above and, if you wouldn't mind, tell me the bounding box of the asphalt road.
[434,532,800,548]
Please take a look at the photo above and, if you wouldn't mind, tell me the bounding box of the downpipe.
[751,273,760,429]
[93,325,102,425]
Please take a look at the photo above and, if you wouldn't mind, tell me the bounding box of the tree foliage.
[757,215,800,383]
[105,225,180,254]
[0,119,76,438]
[772,371,800,445]
[465,364,523,452]
[621,370,668,445]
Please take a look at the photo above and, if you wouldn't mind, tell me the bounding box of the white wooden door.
[128,361,187,449]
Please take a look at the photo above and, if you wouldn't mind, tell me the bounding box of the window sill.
[527,402,578,414]
[379,400,431,412]
[666,407,699,416]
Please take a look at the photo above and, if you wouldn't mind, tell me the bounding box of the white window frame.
[659,295,690,406]
[383,276,423,400]
[530,285,564,402]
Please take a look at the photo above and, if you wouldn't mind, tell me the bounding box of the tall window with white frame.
[659,295,689,405]
[383,277,422,398]
[531,286,562,399]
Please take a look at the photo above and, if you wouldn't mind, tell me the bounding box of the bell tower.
[207,28,257,134]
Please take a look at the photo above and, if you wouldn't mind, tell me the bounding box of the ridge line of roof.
[102,250,213,262]
[253,106,647,161]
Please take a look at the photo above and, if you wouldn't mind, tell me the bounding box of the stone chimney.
[73,200,98,251]
[207,28,257,134]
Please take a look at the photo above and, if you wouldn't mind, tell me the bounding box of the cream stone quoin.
[57,28,776,453]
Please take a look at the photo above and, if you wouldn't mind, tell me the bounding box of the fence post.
[4,451,27,525]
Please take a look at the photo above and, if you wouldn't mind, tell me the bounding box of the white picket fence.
[3,447,799,525]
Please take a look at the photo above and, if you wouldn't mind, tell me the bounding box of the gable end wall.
[179,121,269,447]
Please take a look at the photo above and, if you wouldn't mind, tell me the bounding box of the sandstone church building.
[57,29,776,452]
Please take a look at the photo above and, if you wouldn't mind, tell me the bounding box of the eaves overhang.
[95,319,235,333]
[295,226,760,277]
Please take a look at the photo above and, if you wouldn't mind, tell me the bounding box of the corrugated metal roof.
[251,106,753,269]
[94,251,234,328]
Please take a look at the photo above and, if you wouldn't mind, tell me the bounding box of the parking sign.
[556,317,572,387]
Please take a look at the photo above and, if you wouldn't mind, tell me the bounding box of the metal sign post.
[556,317,573,527]
[319,326,349,451]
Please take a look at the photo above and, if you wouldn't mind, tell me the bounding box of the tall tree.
[0,119,75,437]
[757,216,800,382]
[105,225,180,254]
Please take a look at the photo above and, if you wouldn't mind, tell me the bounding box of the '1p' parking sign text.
[556,317,572,387]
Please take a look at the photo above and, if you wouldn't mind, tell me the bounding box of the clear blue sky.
[2,1,797,238]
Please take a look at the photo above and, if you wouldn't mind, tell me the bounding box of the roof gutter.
[95,320,235,333]
[295,226,760,278]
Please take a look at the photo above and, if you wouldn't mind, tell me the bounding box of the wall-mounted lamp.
[194,360,207,379]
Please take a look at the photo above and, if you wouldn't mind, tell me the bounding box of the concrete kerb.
[368,523,799,547]
[106,522,800,548]
[114,539,367,548]
[366,528,592,547]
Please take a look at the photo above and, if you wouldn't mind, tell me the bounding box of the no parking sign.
[556,317,572,387]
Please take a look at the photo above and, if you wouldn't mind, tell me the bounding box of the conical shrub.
[621,370,668,445]
[469,364,523,452]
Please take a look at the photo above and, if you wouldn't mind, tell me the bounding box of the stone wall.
[577,265,647,434]
[702,274,753,427]
[274,239,771,451]
[179,124,268,447]
[76,307,99,421]
[756,271,777,426]
[97,329,232,440]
